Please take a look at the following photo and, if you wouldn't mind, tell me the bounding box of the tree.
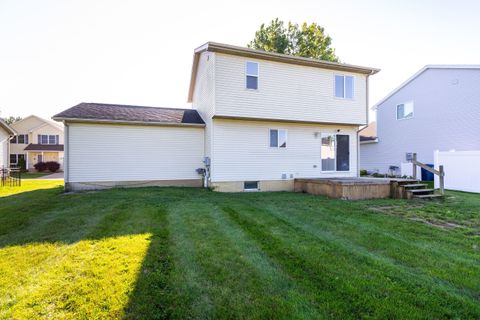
[248,18,339,62]
[2,116,22,125]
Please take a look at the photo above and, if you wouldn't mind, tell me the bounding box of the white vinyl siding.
[67,123,204,183]
[192,51,215,164]
[0,129,8,167]
[211,119,357,182]
[214,53,367,125]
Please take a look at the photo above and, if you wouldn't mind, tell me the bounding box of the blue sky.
[1,0,479,121]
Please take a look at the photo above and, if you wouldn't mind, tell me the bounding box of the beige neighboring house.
[0,119,16,168]
[9,115,64,171]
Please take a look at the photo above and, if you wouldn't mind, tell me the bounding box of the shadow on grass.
[0,186,195,319]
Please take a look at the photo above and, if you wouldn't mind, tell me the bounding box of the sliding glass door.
[321,133,350,172]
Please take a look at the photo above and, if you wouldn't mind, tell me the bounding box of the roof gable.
[373,65,480,110]
[0,118,16,135]
[11,115,63,132]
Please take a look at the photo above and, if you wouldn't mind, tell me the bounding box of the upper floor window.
[38,134,59,145]
[396,102,414,120]
[335,75,354,99]
[246,62,259,90]
[270,129,287,148]
[10,134,28,144]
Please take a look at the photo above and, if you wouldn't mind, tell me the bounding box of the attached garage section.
[54,103,205,191]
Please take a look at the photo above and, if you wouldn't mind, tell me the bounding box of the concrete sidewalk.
[36,172,64,180]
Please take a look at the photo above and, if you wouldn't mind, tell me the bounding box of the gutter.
[52,117,206,128]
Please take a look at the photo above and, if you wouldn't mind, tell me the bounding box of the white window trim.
[245,61,259,90]
[396,101,414,120]
[269,129,287,149]
[39,134,59,145]
[320,133,351,173]
[334,74,355,100]
[14,134,28,144]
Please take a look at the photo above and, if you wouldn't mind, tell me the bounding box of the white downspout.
[64,122,69,190]
[357,73,372,177]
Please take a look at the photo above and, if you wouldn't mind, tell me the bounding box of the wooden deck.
[294,177,421,200]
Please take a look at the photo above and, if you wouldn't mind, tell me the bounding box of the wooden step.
[413,194,444,199]
[407,188,435,194]
[402,184,428,188]
[395,179,420,185]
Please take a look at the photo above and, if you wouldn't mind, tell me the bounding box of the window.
[17,134,28,144]
[335,75,354,99]
[269,129,287,148]
[10,136,16,144]
[9,154,24,165]
[38,134,59,144]
[244,181,259,191]
[246,61,259,90]
[396,102,414,120]
[321,133,350,171]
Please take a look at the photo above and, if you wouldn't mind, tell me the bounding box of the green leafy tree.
[2,116,22,125]
[248,18,339,62]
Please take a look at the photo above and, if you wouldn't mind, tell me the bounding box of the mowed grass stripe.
[168,199,316,319]
[208,203,327,319]
[255,196,480,293]
[165,201,216,319]
[222,203,480,319]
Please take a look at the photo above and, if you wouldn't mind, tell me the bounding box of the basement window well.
[244,181,259,191]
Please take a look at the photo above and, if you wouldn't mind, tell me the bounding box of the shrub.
[34,161,47,172]
[45,161,60,173]
[372,172,385,178]
[360,169,368,176]
[17,157,27,172]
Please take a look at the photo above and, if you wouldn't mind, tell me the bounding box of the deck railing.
[412,153,444,195]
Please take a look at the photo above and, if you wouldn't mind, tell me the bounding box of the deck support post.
[439,165,445,195]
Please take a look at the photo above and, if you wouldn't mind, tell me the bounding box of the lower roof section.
[53,103,205,126]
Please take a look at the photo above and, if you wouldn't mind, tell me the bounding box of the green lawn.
[0,182,479,319]
[20,172,52,179]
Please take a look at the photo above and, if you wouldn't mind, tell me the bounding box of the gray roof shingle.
[53,103,205,125]
[24,144,64,151]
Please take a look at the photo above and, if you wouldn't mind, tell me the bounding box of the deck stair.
[391,179,443,199]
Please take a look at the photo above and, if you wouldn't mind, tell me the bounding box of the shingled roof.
[24,144,64,151]
[53,103,205,126]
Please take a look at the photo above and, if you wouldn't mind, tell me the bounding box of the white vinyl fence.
[434,150,480,193]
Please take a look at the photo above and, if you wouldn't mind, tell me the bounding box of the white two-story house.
[54,42,379,191]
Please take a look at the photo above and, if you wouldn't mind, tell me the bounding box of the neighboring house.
[0,119,16,168]
[9,115,65,170]
[359,121,377,144]
[360,65,480,175]
[54,42,379,191]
